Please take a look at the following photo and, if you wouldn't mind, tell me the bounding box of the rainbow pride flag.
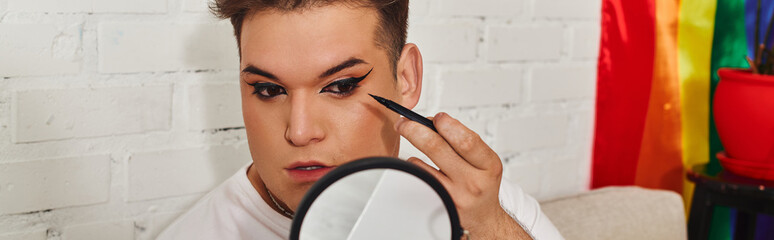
[591,0,774,238]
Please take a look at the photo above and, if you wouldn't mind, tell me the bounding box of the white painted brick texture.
[98,23,238,73]
[182,0,209,12]
[434,0,524,17]
[504,161,543,198]
[187,83,243,130]
[134,211,184,239]
[0,155,110,215]
[0,24,81,77]
[128,144,251,201]
[13,85,173,143]
[407,23,478,62]
[8,0,167,13]
[439,68,522,107]
[531,63,596,102]
[488,25,564,62]
[63,221,135,240]
[0,0,601,237]
[496,115,569,153]
[534,0,602,20]
[0,230,47,240]
[571,24,602,59]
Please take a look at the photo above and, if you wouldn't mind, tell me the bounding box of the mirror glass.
[296,168,452,240]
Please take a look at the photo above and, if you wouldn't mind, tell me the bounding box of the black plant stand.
[686,164,774,240]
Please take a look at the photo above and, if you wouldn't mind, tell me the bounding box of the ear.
[395,43,423,109]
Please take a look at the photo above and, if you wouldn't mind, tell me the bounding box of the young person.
[159,0,563,239]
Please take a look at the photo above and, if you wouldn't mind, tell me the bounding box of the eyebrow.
[240,57,368,82]
[241,65,278,80]
[318,57,367,79]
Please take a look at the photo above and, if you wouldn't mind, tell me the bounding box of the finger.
[407,157,451,186]
[434,112,501,170]
[395,117,469,179]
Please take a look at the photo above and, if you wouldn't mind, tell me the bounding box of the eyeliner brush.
[368,93,437,132]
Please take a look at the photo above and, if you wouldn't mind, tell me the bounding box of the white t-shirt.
[158,164,564,239]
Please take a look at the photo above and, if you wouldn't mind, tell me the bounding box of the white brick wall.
[534,0,602,20]
[13,85,173,143]
[407,22,479,62]
[186,83,243,130]
[0,0,600,238]
[182,0,210,12]
[531,63,596,102]
[62,221,135,240]
[439,68,522,107]
[127,144,250,201]
[487,25,564,62]
[434,0,524,17]
[0,24,82,77]
[0,155,110,215]
[8,0,167,13]
[133,211,185,239]
[98,23,238,73]
[495,115,569,152]
[571,24,602,59]
[0,229,47,240]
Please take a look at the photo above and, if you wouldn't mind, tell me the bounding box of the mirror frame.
[289,156,463,240]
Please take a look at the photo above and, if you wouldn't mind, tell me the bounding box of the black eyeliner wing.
[320,67,374,90]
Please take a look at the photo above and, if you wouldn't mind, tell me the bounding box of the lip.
[285,161,336,183]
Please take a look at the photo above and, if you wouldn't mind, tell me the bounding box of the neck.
[246,163,294,218]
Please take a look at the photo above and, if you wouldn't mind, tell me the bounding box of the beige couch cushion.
[540,186,687,240]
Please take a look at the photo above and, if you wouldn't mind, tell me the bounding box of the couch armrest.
[539,186,686,240]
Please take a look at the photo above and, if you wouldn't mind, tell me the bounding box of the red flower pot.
[713,68,774,178]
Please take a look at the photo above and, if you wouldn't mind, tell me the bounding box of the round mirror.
[289,157,462,240]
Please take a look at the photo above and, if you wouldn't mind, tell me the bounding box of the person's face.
[239,4,414,210]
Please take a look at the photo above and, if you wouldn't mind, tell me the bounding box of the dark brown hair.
[210,0,409,72]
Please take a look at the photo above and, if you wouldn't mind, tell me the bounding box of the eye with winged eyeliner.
[246,81,287,99]
[320,67,373,96]
[245,67,374,99]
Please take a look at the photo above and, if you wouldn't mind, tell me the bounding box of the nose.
[285,94,325,147]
